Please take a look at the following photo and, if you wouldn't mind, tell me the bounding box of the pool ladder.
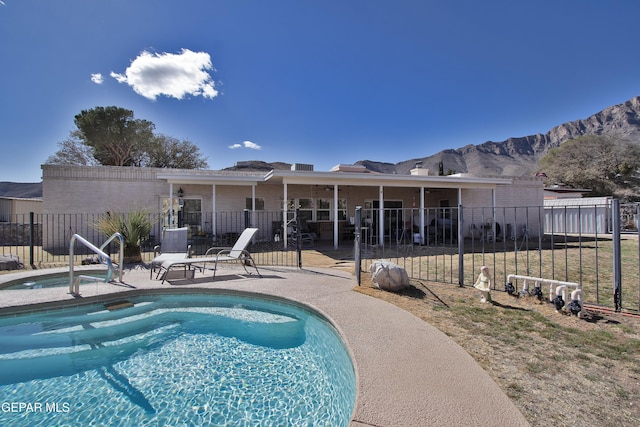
[69,233,124,296]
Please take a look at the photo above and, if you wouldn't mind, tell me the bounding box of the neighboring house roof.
[544,196,612,207]
[0,196,43,202]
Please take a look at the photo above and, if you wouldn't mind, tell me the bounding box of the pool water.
[0,294,356,426]
[1,272,108,290]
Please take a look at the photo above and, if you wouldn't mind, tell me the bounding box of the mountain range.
[358,96,640,176]
[3,96,640,198]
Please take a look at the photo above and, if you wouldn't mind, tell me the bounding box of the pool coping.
[0,265,529,426]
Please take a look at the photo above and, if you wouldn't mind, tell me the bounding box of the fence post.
[612,199,622,311]
[355,206,362,285]
[458,204,464,286]
[29,212,35,268]
[296,208,302,269]
[243,209,250,229]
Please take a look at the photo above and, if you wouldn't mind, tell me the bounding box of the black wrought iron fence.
[2,203,639,313]
[358,203,640,313]
[0,211,299,269]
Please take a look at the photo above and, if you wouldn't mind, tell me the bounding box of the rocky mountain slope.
[359,96,640,176]
[0,182,42,198]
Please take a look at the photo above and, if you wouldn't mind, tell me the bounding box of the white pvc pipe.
[507,274,580,302]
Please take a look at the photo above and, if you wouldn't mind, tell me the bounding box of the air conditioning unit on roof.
[291,163,314,171]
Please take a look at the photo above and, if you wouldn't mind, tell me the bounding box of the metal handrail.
[69,233,124,295]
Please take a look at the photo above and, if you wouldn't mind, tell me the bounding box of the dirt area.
[305,250,640,427]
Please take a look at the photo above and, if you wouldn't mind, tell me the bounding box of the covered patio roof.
[264,169,512,189]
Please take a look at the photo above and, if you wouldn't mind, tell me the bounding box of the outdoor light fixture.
[177,187,184,198]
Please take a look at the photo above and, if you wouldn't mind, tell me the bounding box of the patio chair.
[157,227,261,283]
[150,227,191,278]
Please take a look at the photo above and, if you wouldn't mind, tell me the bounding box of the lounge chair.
[150,227,191,278]
[157,227,260,283]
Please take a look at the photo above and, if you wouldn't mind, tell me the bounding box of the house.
[41,163,544,251]
[543,196,615,234]
[0,196,43,248]
[543,185,591,200]
[0,196,42,223]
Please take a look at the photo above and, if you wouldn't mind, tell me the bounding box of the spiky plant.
[93,210,153,263]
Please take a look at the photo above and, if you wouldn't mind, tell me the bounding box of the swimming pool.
[0,270,108,290]
[0,293,356,426]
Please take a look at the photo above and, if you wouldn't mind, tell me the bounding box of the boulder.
[0,255,23,271]
[370,260,409,291]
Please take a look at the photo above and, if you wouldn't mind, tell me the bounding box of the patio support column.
[492,188,497,231]
[251,184,256,227]
[169,183,174,227]
[420,186,425,244]
[283,183,288,249]
[378,185,384,246]
[333,184,339,249]
[211,184,216,237]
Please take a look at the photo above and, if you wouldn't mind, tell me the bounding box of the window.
[287,198,347,221]
[162,197,203,234]
[182,199,202,235]
[316,199,331,221]
[297,198,313,224]
[337,199,347,221]
[245,198,265,210]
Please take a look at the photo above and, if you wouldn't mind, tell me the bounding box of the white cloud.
[229,140,262,150]
[242,140,261,150]
[110,49,218,101]
[90,73,104,84]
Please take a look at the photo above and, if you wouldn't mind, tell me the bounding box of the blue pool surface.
[0,293,356,426]
[1,272,108,290]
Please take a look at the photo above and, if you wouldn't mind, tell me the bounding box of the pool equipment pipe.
[506,274,582,316]
[568,289,583,318]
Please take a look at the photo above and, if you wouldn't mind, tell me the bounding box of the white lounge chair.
[158,227,260,283]
[150,227,191,278]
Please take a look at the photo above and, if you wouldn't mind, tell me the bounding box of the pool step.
[0,324,179,385]
[104,300,134,311]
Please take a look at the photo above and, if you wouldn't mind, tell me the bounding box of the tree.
[46,106,209,169]
[44,131,99,165]
[73,106,155,166]
[538,135,640,200]
[144,134,209,169]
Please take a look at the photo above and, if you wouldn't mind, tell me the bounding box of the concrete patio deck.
[0,265,529,426]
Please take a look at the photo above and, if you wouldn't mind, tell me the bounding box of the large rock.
[0,255,23,271]
[370,260,409,291]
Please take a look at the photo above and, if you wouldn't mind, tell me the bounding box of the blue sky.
[1,0,640,183]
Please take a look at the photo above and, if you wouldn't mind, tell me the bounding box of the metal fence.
[0,211,299,270]
[358,202,639,313]
[2,202,638,313]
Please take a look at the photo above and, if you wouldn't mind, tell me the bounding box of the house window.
[245,198,265,210]
[162,197,203,234]
[316,199,331,221]
[296,198,314,224]
[288,198,347,221]
[337,199,347,221]
[182,199,202,236]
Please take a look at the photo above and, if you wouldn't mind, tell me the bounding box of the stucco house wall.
[460,176,544,239]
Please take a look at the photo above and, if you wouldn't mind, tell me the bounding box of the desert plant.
[93,210,153,263]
